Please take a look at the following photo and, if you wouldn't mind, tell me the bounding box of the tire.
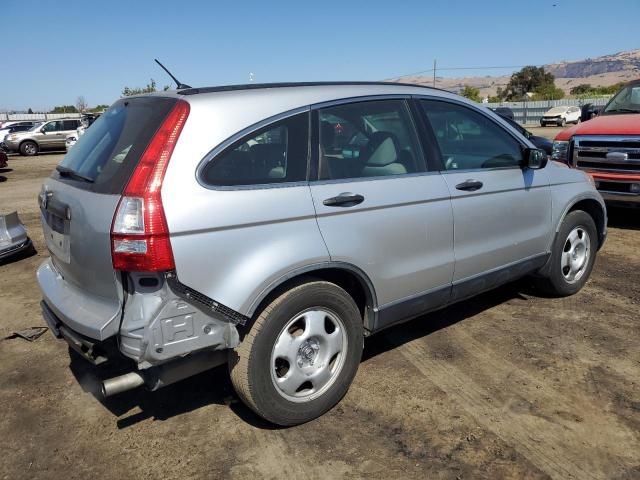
[535,210,597,296]
[229,280,363,426]
[19,141,38,156]
[561,118,566,127]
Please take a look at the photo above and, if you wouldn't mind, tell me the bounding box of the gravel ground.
[0,148,638,480]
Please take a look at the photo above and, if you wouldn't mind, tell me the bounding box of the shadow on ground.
[607,206,640,231]
[68,280,532,430]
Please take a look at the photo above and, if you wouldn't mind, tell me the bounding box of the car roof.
[176,81,451,96]
[144,81,465,109]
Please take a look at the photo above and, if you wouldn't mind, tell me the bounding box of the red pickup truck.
[552,79,640,206]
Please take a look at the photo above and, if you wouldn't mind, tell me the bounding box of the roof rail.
[177,81,452,96]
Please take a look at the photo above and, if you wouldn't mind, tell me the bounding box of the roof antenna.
[154,58,191,89]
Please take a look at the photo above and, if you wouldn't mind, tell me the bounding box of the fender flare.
[246,261,379,329]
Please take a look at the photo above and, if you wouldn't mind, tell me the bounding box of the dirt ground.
[0,146,638,480]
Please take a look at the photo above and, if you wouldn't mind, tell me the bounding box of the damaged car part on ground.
[37,82,606,426]
[0,211,33,261]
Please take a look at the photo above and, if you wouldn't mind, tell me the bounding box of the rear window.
[56,97,177,194]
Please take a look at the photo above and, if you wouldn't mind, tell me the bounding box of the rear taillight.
[111,100,190,271]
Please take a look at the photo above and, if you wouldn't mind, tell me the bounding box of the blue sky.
[1,0,638,111]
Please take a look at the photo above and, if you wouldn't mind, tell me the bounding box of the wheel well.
[249,267,376,332]
[568,199,606,249]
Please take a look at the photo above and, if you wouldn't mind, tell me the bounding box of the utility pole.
[433,59,437,88]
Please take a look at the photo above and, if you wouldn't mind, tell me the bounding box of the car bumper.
[599,191,640,206]
[38,258,240,366]
[0,212,31,261]
[37,258,123,341]
[3,139,19,151]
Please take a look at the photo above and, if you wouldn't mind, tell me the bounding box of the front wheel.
[229,280,363,426]
[560,118,567,127]
[19,141,38,156]
[535,210,597,296]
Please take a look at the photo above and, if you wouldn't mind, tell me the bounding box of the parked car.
[0,121,41,149]
[580,103,603,122]
[496,114,553,155]
[540,106,581,127]
[37,82,606,426]
[4,118,81,156]
[490,106,514,120]
[552,79,640,206]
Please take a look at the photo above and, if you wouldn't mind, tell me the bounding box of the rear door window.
[63,120,79,130]
[317,99,424,180]
[56,97,178,194]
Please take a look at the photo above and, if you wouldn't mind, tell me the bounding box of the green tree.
[122,78,171,97]
[90,104,110,112]
[49,105,78,113]
[531,84,565,101]
[570,84,593,96]
[503,66,555,101]
[27,108,33,114]
[460,85,481,102]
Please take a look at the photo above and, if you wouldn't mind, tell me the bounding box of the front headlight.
[551,141,569,162]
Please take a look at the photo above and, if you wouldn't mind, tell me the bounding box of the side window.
[201,112,309,187]
[318,99,423,180]
[42,121,61,132]
[63,120,79,130]
[420,100,523,170]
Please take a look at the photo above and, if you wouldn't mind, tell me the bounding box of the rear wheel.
[229,280,363,426]
[19,141,38,156]
[535,210,597,296]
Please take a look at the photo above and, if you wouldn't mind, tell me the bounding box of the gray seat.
[360,132,407,177]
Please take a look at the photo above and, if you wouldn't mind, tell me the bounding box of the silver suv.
[5,118,81,155]
[37,82,606,425]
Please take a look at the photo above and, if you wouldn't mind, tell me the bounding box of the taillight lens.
[111,100,190,271]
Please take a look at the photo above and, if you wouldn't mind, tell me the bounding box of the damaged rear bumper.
[0,212,32,261]
[39,269,242,396]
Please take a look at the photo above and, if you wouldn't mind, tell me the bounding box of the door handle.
[455,179,483,192]
[323,192,365,207]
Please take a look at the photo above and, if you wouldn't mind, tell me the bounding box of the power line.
[384,64,539,81]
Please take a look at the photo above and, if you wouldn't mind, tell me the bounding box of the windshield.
[546,107,567,115]
[28,122,43,131]
[602,84,640,114]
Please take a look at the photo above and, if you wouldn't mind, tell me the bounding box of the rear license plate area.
[43,210,70,263]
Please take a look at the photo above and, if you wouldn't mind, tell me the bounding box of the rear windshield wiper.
[56,165,95,183]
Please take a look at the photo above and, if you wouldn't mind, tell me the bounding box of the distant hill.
[396,49,640,98]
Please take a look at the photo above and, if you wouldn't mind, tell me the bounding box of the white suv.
[540,106,581,127]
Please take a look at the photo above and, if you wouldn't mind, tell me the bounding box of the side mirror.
[524,148,547,170]
[40,128,47,134]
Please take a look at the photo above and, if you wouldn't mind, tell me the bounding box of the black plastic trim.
[165,272,249,326]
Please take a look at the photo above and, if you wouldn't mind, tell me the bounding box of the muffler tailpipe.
[101,372,145,397]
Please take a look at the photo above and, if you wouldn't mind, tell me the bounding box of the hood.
[554,113,640,141]
[544,107,568,116]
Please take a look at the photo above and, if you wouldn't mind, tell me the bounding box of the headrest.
[364,132,398,166]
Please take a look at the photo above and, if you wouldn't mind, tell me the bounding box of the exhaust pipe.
[100,350,227,398]
[101,372,145,397]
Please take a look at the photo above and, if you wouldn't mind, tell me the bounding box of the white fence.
[1,112,82,121]
[485,97,613,125]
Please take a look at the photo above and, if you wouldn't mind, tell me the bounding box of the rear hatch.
[38,96,179,340]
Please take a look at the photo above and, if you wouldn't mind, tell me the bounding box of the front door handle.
[455,179,483,192]
[323,192,365,207]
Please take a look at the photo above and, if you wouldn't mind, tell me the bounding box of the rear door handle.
[455,179,483,192]
[323,192,365,207]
